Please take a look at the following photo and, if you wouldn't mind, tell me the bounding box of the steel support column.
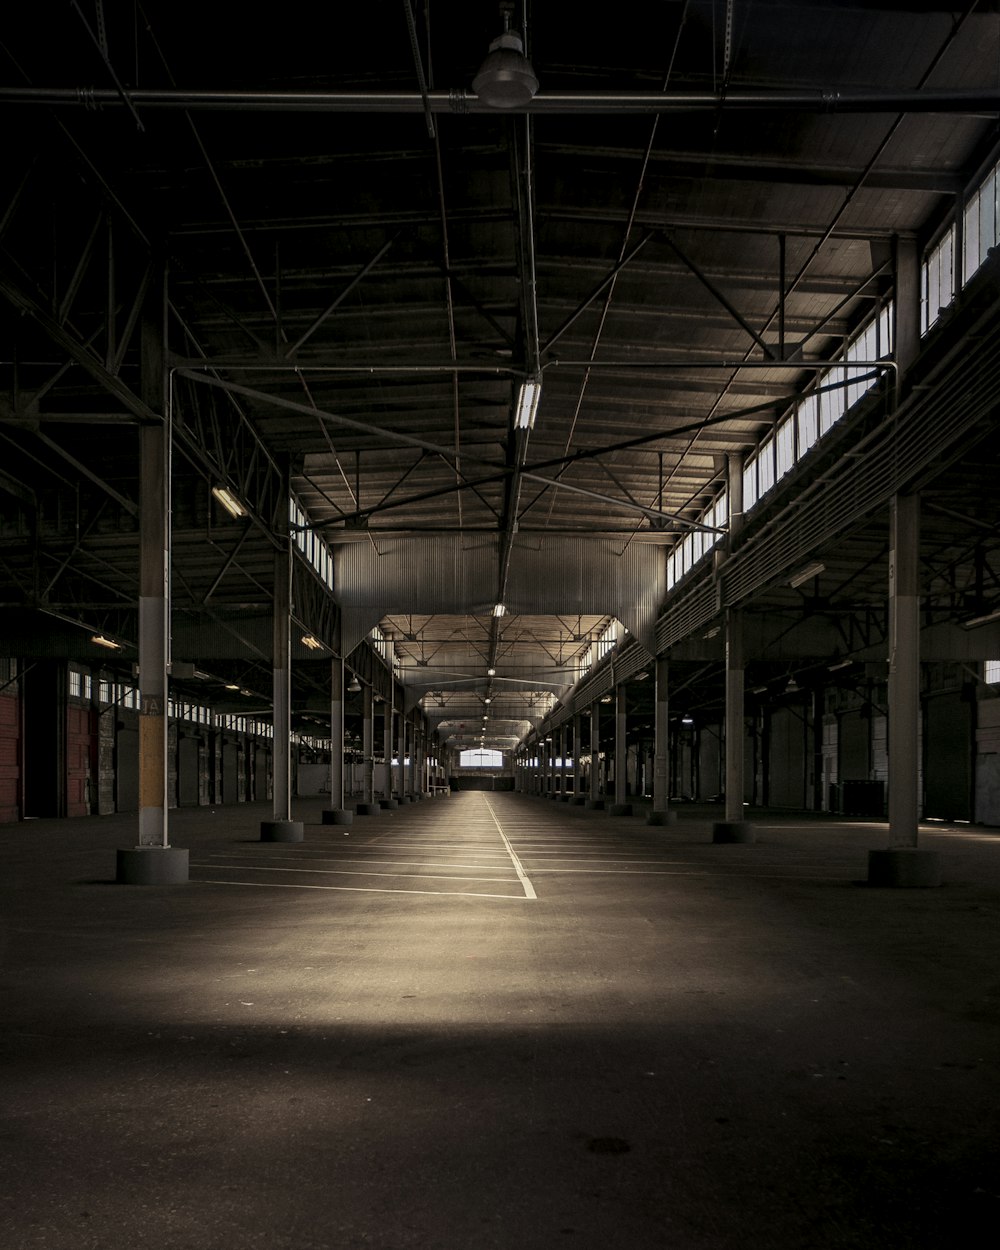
[362,683,375,805]
[610,682,632,815]
[648,654,675,825]
[558,724,567,798]
[571,712,582,800]
[589,699,603,807]
[322,646,352,826]
[116,268,188,884]
[261,479,303,842]
[383,642,395,805]
[869,495,940,885]
[713,609,754,842]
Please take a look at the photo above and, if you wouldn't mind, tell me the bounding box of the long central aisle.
[2,792,998,1249]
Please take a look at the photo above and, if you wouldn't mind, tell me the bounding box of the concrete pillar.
[261,486,303,844]
[117,268,189,884]
[713,609,754,843]
[609,682,632,816]
[648,654,675,826]
[870,494,941,886]
[322,651,352,825]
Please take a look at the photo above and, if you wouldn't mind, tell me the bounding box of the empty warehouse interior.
[2,2,1000,1246]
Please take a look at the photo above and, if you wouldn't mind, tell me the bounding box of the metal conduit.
[4,87,1000,115]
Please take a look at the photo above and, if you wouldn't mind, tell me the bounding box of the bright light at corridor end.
[514,377,542,430]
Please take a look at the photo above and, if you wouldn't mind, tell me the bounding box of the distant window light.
[459,748,503,768]
[986,660,1000,685]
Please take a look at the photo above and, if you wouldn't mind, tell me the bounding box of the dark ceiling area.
[2,1,1000,753]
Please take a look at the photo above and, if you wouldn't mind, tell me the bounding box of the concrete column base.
[867,847,942,888]
[608,802,633,817]
[570,795,587,806]
[646,809,677,826]
[356,803,381,816]
[380,799,398,810]
[585,799,605,810]
[712,820,755,844]
[116,846,189,885]
[558,794,570,802]
[261,820,305,843]
[400,795,413,804]
[321,808,353,826]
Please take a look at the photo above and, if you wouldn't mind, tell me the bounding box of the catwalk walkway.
[2,793,998,1249]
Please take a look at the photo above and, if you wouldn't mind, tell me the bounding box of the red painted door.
[66,704,94,818]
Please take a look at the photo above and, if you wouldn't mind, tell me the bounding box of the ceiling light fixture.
[347,675,362,693]
[301,634,323,651]
[788,560,826,589]
[963,607,1000,629]
[487,667,496,676]
[212,485,246,519]
[90,634,121,650]
[472,12,539,109]
[492,603,506,618]
[514,376,542,429]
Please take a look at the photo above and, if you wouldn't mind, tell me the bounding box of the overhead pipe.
[3,87,1000,116]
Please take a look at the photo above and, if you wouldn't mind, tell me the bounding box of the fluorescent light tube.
[212,485,246,518]
[789,560,825,589]
[514,377,542,430]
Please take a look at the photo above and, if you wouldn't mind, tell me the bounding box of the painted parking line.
[190,862,516,883]
[484,795,537,900]
[193,878,531,899]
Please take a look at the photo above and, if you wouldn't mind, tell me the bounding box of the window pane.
[775,418,795,479]
[743,459,758,511]
[797,394,818,453]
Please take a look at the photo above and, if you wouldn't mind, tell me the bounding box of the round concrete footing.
[867,847,942,888]
[585,799,605,810]
[116,846,189,885]
[356,803,381,816]
[608,802,633,817]
[646,809,678,826]
[712,820,755,844]
[321,808,353,826]
[261,820,305,843]
[558,794,571,802]
[570,796,587,806]
[400,795,413,804]
[380,799,398,810]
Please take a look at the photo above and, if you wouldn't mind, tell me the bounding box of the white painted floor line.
[484,796,537,900]
[191,862,513,883]
[207,853,512,871]
[525,866,852,879]
[193,878,530,899]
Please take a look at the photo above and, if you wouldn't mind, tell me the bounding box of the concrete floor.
[2,792,998,1249]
